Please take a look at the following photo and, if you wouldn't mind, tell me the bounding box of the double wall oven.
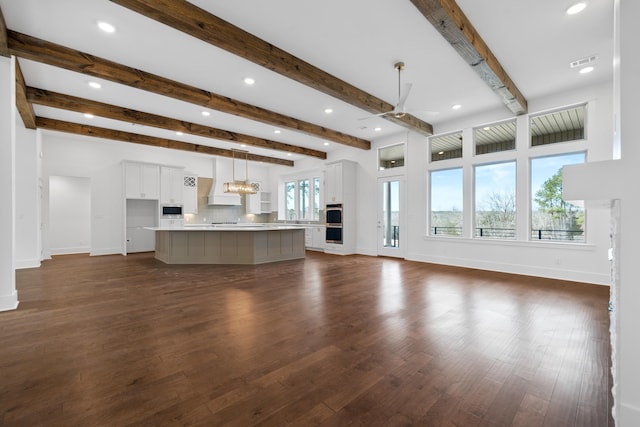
[325,203,343,244]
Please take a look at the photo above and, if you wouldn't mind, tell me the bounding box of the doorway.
[49,176,91,255]
[377,177,404,258]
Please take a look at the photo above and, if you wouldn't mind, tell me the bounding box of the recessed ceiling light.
[201,111,210,116]
[323,142,330,146]
[452,104,462,110]
[274,129,281,134]
[97,21,116,33]
[244,77,255,85]
[438,151,444,155]
[88,81,101,89]
[566,2,587,15]
[176,131,183,136]
[324,108,333,114]
[374,127,382,132]
[483,126,491,130]
[579,66,594,74]
[84,113,94,119]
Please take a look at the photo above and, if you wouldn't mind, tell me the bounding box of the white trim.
[406,251,609,285]
[16,258,41,269]
[0,290,19,312]
[90,248,124,256]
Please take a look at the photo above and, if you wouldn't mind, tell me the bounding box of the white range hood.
[208,158,241,206]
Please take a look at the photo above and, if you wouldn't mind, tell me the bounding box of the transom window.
[530,104,586,147]
[474,119,516,155]
[430,131,463,162]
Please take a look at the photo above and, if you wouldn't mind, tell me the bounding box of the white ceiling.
[0,0,613,164]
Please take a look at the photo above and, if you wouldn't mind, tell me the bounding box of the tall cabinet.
[324,160,357,255]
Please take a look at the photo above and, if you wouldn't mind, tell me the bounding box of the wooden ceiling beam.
[410,0,528,115]
[109,0,434,136]
[35,117,294,166]
[0,7,8,57]
[14,59,36,129]
[26,87,327,159]
[6,30,369,150]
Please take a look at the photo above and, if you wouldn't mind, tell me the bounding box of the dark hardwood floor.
[2,251,612,426]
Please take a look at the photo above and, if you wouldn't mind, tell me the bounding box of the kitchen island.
[149,225,305,265]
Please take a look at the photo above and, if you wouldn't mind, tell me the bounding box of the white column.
[0,55,18,311]
[616,0,640,424]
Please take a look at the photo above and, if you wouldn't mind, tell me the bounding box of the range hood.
[208,158,242,205]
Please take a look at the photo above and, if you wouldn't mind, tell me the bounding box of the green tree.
[534,169,583,239]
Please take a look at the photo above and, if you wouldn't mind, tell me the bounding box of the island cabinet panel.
[153,228,305,264]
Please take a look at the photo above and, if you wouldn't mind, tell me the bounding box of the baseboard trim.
[0,290,19,312]
[405,252,609,285]
[15,258,41,269]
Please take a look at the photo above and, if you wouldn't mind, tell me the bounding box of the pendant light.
[223,150,258,194]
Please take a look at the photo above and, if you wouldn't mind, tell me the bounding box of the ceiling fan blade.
[358,111,391,120]
[397,83,413,109]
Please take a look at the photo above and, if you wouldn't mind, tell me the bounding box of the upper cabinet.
[124,161,160,200]
[325,160,356,204]
[183,173,198,214]
[160,166,184,204]
[246,182,272,214]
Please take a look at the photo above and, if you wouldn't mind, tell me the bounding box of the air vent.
[569,54,598,68]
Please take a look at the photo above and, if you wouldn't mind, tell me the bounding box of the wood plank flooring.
[2,252,612,426]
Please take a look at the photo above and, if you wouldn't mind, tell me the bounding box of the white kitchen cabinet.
[160,166,184,204]
[323,160,356,255]
[311,226,326,250]
[124,161,160,200]
[260,191,272,213]
[324,162,343,203]
[303,226,326,251]
[183,173,198,214]
[246,182,272,214]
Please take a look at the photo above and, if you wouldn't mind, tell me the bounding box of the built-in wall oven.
[326,203,343,244]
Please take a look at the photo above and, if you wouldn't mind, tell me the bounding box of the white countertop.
[147,223,322,232]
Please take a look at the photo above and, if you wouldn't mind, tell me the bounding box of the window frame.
[473,160,517,240]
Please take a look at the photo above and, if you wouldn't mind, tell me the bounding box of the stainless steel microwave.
[161,205,183,218]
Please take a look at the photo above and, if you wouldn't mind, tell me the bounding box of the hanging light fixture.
[223,150,258,194]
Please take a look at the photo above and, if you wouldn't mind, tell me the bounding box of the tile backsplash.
[184,177,274,224]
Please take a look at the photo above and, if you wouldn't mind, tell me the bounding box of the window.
[531,153,585,241]
[430,131,463,162]
[299,179,310,220]
[285,181,296,220]
[530,104,586,147]
[430,168,463,236]
[475,161,516,239]
[313,177,320,220]
[475,120,516,155]
[283,174,321,221]
[378,143,405,170]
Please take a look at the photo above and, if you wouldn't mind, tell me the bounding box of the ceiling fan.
[364,61,413,120]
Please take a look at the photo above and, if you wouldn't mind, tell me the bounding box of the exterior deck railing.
[431,226,584,241]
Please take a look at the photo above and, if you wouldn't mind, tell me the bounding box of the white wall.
[15,121,40,268]
[49,176,91,255]
[0,56,18,311]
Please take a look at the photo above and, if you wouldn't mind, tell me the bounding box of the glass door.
[378,177,404,258]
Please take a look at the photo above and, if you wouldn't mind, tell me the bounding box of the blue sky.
[430,152,585,212]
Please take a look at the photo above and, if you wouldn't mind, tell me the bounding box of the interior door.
[377,177,404,258]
